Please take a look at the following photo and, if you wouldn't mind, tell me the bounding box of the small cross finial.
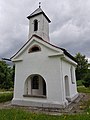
[39,2,41,8]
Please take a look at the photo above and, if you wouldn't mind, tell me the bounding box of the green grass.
[0,108,90,120]
[77,86,90,93]
[0,87,90,120]
[0,92,13,103]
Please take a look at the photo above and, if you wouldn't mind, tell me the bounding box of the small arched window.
[28,45,41,53]
[34,19,38,31]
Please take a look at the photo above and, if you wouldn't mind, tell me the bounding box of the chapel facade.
[11,6,78,108]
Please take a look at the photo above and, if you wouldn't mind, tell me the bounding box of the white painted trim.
[12,59,23,62]
[48,53,63,57]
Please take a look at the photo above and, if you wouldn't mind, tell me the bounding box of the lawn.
[0,108,90,120]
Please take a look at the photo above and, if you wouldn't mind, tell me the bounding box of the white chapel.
[11,6,78,108]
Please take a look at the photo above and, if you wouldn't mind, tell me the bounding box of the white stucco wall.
[61,59,78,101]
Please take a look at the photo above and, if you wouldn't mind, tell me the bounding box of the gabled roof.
[27,7,51,23]
[11,34,76,63]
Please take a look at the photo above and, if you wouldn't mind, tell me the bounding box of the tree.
[0,60,14,89]
[75,53,88,80]
[82,73,90,87]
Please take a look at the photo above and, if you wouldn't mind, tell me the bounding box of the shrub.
[0,92,13,103]
[77,80,83,86]
[77,86,90,93]
[83,73,90,87]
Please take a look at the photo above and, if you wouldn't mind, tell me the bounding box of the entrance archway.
[24,74,47,97]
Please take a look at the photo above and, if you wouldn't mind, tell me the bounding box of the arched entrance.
[24,74,47,97]
[64,75,70,100]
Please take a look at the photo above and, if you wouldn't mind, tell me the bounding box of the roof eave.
[11,34,76,63]
[60,48,77,63]
[27,12,51,23]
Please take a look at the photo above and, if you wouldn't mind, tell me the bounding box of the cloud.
[49,0,90,57]
[0,0,90,59]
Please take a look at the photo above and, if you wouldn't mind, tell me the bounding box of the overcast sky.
[0,0,90,60]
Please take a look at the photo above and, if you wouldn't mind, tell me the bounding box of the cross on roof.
[39,2,41,8]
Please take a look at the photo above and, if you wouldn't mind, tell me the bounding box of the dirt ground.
[0,93,90,115]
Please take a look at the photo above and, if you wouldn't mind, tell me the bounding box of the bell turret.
[27,6,51,42]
